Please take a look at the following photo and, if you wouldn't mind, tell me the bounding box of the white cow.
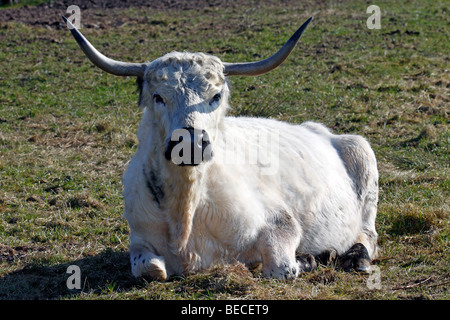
[63,16,379,280]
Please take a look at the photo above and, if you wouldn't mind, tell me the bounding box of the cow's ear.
[136,76,144,107]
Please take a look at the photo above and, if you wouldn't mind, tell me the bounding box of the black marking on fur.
[143,167,165,205]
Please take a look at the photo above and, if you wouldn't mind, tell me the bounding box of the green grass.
[0,0,448,299]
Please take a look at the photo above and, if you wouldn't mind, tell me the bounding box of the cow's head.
[62,16,312,166]
[139,52,227,166]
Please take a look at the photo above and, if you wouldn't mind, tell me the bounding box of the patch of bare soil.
[0,0,314,29]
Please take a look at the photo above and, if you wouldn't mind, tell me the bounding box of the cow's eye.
[209,93,221,106]
[153,93,165,105]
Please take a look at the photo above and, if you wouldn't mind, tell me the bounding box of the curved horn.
[223,17,312,76]
[62,16,146,77]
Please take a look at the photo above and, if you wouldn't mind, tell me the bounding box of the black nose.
[164,127,213,166]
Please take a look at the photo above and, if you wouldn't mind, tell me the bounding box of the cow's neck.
[165,164,206,255]
[142,120,212,266]
[144,138,207,257]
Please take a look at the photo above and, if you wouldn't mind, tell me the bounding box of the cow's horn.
[223,17,312,76]
[62,16,146,77]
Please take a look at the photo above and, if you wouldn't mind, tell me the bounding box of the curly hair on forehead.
[144,52,226,88]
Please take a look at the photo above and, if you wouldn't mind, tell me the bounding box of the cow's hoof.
[296,253,317,273]
[315,249,337,267]
[339,243,371,273]
[265,261,299,280]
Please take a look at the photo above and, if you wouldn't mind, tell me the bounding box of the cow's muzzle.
[164,127,213,166]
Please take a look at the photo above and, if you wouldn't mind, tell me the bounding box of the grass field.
[0,0,448,300]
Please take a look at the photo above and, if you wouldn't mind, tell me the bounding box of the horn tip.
[303,16,313,27]
[62,15,77,30]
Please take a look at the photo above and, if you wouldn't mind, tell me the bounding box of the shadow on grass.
[0,248,142,300]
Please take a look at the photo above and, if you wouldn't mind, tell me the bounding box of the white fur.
[123,52,379,280]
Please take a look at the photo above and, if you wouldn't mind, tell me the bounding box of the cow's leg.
[342,159,379,272]
[333,134,379,272]
[340,186,378,272]
[129,245,168,281]
[258,212,302,280]
[339,216,379,272]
